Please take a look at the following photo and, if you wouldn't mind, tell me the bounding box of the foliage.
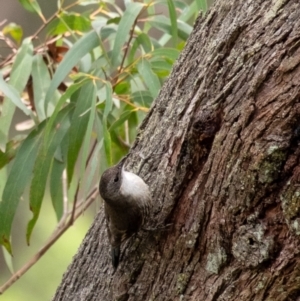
[0,0,206,286]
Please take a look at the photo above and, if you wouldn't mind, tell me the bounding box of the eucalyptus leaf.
[111,2,144,67]
[45,30,99,111]
[27,106,73,244]
[103,117,112,166]
[50,159,65,221]
[67,81,96,185]
[137,59,161,98]
[32,54,51,121]
[103,82,113,118]
[0,123,45,253]
[0,38,33,149]
[167,0,178,46]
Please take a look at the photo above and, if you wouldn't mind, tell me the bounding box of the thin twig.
[118,17,138,78]
[30,0,81,41]
[0,186,98,295]
[70,139,98,224]
[62,169,69,217]
[85,140,97,168]
[114,4,149,86]
[0,33,17,53]
[0,0,80,69]
[70,184,80,225]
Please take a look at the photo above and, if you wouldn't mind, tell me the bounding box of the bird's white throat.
[120,168,149,199]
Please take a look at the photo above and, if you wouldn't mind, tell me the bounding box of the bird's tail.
[111,246,120,268]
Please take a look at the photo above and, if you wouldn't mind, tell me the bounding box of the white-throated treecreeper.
[99,160,151,268]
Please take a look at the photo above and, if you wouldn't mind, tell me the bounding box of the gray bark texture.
[53,0,300,300]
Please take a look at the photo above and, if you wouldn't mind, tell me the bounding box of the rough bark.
[53,0,300,300]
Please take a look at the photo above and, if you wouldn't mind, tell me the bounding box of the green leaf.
[103,82,113,118]
[18,0,40,13]
[137,33,152,53]
[0,140,20,169]
[50,158,64,221]
[44,79,88,145]
[137,59,161,98]
[111,2,144,67]
[150,47,180,62]
[2,23,23,44]
[128,109,139,141]
[31,54,51,121]
[18,0,44,20]
[109,109,136,132]
[196,0,208,12]
[67,81,96,185]
[0,75,32,116]
[103,117,112,166]
[83,140,102,197]
[44,30,99,111]
[97,25,116,41]
[0,38,33,150]
[27,106,73,244]
[149,15,192,41]
[3,36,33,88]
[107,17,121,25]
[150,60,173,76]
[47,12,91,35]
[167,0,178,46]
[0,124,44,253]
[132,90,153,107]
[114,81,130,95]
[2,246,14,274]
[128,33,152,64]
[78,82,97,200]
[78,0,100,5]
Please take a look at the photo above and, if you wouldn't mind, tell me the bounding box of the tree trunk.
[53,0,300,300]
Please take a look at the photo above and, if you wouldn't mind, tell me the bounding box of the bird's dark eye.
[114,176,119,182]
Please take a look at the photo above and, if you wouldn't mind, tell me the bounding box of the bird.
[99,160,151,268]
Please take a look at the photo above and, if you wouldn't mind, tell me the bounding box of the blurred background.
[0,1,98,300]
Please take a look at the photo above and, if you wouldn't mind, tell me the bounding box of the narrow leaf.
[132,90,153,107]
[167,0,178,46]
[2,23,23,44]
[18,0,42,14]
[78,82,97,200]
[128,33,152,64]
[151,60,173,76]
[111,2,144,67]
[18,0,45,21]
[149,15,192,41]
[2,246,14,274]
[83,140,102,197]
[196,0,208,12]
[103,82,113,118]
[31,54,52,120]
[103,117,112,166]
[0,75,31,116]
[0,124,44,253]
[137,59,161,98]
[44,30,99,111]
[0,140,19,169]
[27,106,72,243]
[44,79,88,144]
[50,158,64,221]
[150,47,180,62]
[0,38,33,149]
[47,12,91,35]
[109,109,136,132]
[67,81,96,185]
